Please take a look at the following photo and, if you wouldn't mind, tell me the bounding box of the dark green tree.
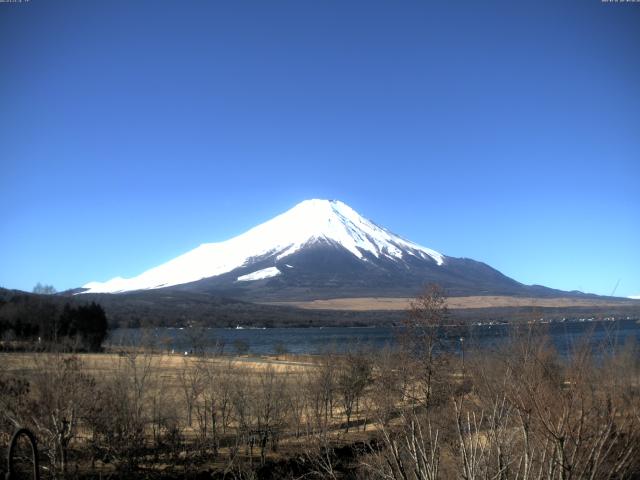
[59,302,109,351]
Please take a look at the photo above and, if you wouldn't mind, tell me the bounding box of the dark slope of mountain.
[166,242,589,301]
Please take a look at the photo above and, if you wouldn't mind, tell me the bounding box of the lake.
[108,318,640,356]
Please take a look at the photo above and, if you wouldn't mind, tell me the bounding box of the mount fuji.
[79,199,575,301]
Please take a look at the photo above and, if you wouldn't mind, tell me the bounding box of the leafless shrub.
[84,351,158,472]
[402,284,452,409]
[304,352,336,439]
[370,346,406,427]
[450,323,640,480]
[336,348,372,432]
[178,357,204,427]
[361,408,440,480]
[253,365,290,464]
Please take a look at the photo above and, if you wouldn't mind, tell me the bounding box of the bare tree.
[286,370,307,439]
[27,354,95,477]
[253,365,290,464]
[305,353,336,439]
[370,346,405,428]
[85,350,158,471]
[178,358,204,427]
[403,284,450,409]
[362,409,441,480]
[195,357,236,457]
[336,349,372,432]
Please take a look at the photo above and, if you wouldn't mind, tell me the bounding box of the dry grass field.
[1,348,396,478]
[0,351,315,376]
[2,309,639,479]
[2,347,639,479]
[264,295,640,311]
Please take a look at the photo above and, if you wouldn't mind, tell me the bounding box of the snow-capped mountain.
[80,199,564,300]
[82,199,444,294]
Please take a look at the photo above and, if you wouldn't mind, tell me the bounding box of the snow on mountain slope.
[237,267,281,282]
[81,199,444,294]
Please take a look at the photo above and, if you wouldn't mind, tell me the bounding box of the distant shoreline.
[263,295,640,311]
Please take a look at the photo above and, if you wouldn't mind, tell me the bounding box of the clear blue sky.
[1,0,638,297]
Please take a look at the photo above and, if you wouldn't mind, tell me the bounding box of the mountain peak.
[237,198,443,264]
[286,198,356,219]
[81,199,444,294]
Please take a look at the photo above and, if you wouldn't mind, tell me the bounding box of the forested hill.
[64,289,401,328]
[0,287,108,350]
[3,287,639,333]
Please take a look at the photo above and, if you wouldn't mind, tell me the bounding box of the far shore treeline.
[0,291,108,352]
[2,286,640,343]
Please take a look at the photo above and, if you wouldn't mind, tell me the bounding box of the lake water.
[108,318,640,357]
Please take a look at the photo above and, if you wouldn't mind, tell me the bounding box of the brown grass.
[0,351,315,376]
[263,295,639,311]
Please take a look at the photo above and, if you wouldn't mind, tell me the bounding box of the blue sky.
[1,0,638,297]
